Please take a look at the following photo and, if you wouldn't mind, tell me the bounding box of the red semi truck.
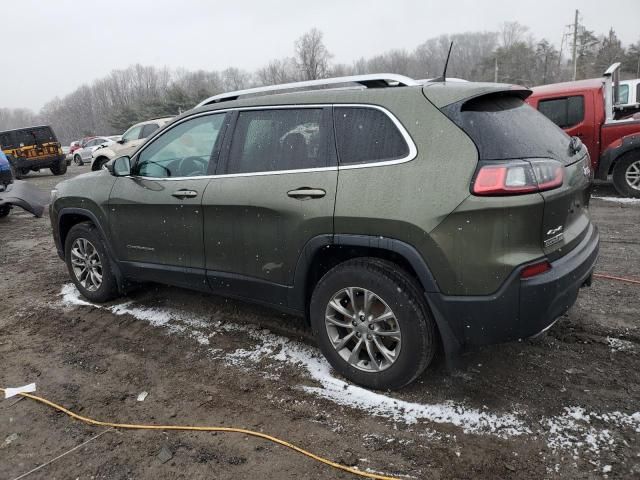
[527,63,640,197]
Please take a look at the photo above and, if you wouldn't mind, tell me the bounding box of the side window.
[121,125,143,142]
[227,109,327,174]
[538,96,584,128]
[618,85,629,104]
[141,123,159,138]
[136,114,225,178]
[334,107,409,165]
[636,84,640,104]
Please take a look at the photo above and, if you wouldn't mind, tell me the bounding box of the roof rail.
[195,74,420,107]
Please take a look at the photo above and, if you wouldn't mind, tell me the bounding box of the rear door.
[108,112,228,288]
[202,107,337,305]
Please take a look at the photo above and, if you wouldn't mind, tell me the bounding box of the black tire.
[0,205,10,218]
[73,155,84,166]
[310,258,436,390]
[93,157,108,171]
[612,152,640,198]
[50,158,68,176]
[64,222,120,303]
[15,168,29,179]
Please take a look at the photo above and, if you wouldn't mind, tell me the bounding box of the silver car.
[73,136,119,166]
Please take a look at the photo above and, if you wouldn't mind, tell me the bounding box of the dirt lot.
[1,166,639,479]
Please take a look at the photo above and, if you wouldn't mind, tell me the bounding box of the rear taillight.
[520,260,552,279]
[472,159,564,196]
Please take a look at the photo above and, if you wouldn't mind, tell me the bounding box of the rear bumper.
[14,154,65,170]
[427,223,599,348]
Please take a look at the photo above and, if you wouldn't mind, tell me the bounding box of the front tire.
[64,222,119,303]
[93,157,108,171]
[310,258,436,390]
[0,205,10,218]
[74,155,84,166]
[612,152,640,198]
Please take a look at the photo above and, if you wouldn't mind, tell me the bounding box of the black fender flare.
[597,134,640,180]
[289,234,462,361]
[57,207,125,292]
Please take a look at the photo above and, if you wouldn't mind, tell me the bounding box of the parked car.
[90,118,173,171]
[50,74,598,390]
[527,63,640,197]
[73,136,118,166]
[0,125,67,178]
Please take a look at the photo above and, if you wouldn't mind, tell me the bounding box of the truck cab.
[527,63,640,197]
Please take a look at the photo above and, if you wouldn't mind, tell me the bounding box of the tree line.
[1,21,639,144]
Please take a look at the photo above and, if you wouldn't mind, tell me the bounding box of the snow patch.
[606,337,635,352]
[592,196,640,205]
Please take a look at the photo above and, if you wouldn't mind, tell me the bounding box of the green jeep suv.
[50,75,599,390]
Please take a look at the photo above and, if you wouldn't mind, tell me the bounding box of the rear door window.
[333,107,409,165]
[227,108,329,174]
[537,95,584,128]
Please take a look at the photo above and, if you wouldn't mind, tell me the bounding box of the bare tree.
[256,58,298,85]
[294,28,332,80]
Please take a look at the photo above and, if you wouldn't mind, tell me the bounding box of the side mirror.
[108,156,131,176]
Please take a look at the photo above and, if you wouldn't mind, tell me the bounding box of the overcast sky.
[2,0,638,111]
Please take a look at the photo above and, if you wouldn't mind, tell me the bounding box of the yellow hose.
[1,388,401,480]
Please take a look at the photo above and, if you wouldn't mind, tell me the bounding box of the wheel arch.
[291,234,461,360]
[57,207,125,292]
[597,134,640,179]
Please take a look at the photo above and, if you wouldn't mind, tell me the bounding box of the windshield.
[442,93,571,162]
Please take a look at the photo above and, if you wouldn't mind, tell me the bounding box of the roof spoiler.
[603,62,621,123]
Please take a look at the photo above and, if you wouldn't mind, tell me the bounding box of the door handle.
[287,188,326,200]
[172,189,198,199]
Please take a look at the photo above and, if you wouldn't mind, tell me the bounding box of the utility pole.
[571,9,579,81]
[494,56,499,83]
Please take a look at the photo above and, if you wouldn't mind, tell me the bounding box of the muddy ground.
[1,166,639,480]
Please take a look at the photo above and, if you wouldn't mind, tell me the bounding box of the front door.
[109,112,228,288]
[202,107,337,306]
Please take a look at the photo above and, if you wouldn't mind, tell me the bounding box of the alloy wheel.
[625,159,640,191]
[70,238,103,292]
[325,287,402,372]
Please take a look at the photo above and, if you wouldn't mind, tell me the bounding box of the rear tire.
[15,168,29,179]
[64,222,119,303]
[74,155,83,166]
[310,258,436,390]
[50,158,67,176]
[612,152,640,198]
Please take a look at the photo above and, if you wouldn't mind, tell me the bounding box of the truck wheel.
[64,222,120,303]
[310,258,436,390]
[612,152,640,198]
[0,205,10,218]
[15,168,29,179]
[74,155,83,166]
[50,158,68,176]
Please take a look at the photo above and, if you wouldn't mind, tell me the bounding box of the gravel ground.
[1,166,639,479]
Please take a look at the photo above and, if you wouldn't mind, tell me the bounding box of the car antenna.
[433,41,454,82]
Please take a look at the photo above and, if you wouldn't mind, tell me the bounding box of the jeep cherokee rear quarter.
[51,75,599,390]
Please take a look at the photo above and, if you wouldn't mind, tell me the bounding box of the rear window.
[442,93,571,161]
[334,107,409,165]
[0,126,56,149]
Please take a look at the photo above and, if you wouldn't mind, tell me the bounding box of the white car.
[72,136,119,166]
[91,118,173,171]
[618,79,640,110]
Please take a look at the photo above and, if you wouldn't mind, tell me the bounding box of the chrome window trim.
[131,103,417,181]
